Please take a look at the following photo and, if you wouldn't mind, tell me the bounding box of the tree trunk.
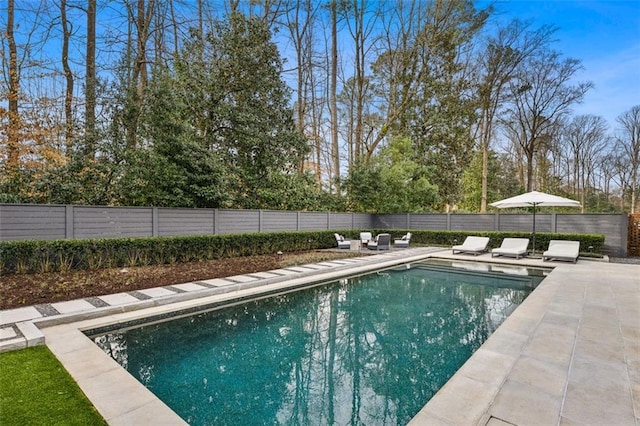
[60,0,74,151]
[85,0,97,158]
[329,0,340,192]
[6,0,20,172]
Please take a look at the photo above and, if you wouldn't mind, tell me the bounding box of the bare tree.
[502,49,592,192]
[560,115,608,211]
[84,0,97,158]
[616,105,640,213]
[60,0,74,149]
[5,0,21,173]
[474,20,555,211]
[329,0,340,191]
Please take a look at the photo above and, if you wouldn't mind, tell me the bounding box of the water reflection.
[95,266,531,425]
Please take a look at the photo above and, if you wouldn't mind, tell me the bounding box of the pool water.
[93,260,541,425]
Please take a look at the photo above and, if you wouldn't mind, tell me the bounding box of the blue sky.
[490,0,640,130]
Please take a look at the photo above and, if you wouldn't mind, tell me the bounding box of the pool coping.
[1,248,638,425]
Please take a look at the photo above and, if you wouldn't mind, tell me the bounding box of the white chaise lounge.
[452,236,490,255]
[491,238,530,259]
[542,240,580,263]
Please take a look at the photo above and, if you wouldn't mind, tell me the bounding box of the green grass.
[0,346,106,425]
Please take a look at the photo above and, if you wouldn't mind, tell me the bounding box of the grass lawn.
[0,345,106,425]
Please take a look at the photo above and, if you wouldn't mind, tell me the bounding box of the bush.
[0,231,339,275]
[375,229,605,256]
[0,229,605,275]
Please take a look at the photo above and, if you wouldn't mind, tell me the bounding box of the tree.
[502,49,592,192]
[345,137,439,213]
[171,13,308,208]
[85,0,97,158]
[615,106,640,213]
[5,0,20,174]
[560,115,608,211]
[474,20,555,212]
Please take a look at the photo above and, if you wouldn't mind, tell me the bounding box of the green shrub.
[0,229,605,275]
[376,229,605,256]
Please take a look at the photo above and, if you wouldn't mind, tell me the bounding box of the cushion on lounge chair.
[452,236,490,255]
[491,238,530,259]
[368,233,390,250]
[542,240,580,263]
[394,232,411,248]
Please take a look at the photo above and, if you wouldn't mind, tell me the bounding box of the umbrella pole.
[532,204,536,256]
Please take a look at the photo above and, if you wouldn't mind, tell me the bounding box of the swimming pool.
[91,260,545,425]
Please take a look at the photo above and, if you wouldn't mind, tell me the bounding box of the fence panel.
[0,204,66,240]
[299,212,329,230]
[374,214,409,229]
[408,214,448,230]
[217,210,259,234]
[330,213,354,229]
[450,214,496,231]
[353,213,373,229]
[74,206,153,239]
[158,208,214,237]
[556,214,626,256]
[262,211,298,232]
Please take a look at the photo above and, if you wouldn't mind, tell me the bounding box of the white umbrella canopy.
[489,190,581,209]
[490,190,581,255]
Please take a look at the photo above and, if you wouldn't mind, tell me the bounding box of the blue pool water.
[93,260,543,425]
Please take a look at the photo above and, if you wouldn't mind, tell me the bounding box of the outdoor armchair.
[368,233,391,250]
[334,233,351,249]
[394,232,412,248]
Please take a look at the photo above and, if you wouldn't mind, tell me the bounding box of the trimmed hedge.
[376,229,605,256]
[0,231,338,275]
[0,229,605,275]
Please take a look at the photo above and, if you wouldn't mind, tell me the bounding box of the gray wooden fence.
[0,204,628,256]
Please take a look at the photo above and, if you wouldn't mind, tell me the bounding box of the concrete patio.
[1,247,638,425]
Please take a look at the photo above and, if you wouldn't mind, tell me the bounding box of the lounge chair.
[394,232,412,248]
[368,233,390,250]
[334,233,351,249]
[542,240,580,263]
[452,236,490,255]
[360,232,373,247]
[491,238,530,259]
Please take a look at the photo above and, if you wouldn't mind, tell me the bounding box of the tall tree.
[474,20,555,212]
[5,0,20,174]
[85,0,97,158]
[560,114,608,211]
[60,0,74,149]
[616,106,640,213]
[329,0,340,192]
[502,49,592,192]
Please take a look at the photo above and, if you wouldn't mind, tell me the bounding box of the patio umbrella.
[490,190,581,255]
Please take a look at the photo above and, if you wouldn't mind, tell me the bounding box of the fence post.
[214,209,219,234]
[551,213,557,233]
[327,212,331,230]
[152,207,159,237]
[296,212,300,231]
[406,213,410,229]
[446,213,451,230]
[65,205,74,239]
[494,213,500,231]
[259,210,263,232]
